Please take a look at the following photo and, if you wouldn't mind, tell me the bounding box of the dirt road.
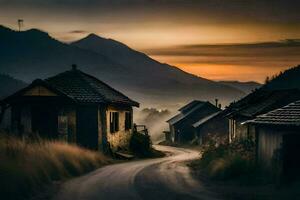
[54,145,220,200]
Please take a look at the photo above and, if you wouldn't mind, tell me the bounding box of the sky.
[0,0,299,82]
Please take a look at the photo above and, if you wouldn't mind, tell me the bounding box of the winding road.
[54,145,220,200]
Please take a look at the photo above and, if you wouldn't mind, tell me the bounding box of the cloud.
[1,0,299,24]
[69,30,88,34]
[144,39,300,58]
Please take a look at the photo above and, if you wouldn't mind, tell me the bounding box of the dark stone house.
[246,100,300,179]
[0,65,139,152]
[227,89,300,143]
[167,100,221,143]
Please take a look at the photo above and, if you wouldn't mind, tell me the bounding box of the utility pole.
[18,19,24,31]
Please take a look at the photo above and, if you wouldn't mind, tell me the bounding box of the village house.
[167,100,221,143]
[0,65,139,153]
[192,110,229,145]
[246,100,300,179]
[227,89,300,143]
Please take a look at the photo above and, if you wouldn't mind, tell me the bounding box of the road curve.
[54,145,220,200]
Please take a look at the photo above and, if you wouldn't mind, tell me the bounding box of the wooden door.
[76,106,98,150]
[31,105,58,139]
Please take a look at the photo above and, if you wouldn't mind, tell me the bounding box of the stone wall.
[106,106,132,152]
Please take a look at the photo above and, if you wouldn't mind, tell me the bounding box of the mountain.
[219,81,262,94]
[0,74,27,98]
[0,25,244,107]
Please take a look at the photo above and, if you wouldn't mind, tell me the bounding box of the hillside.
[0,25,244,107]
[219,81,261,94]
[228,65,300,109]
[262,65,300,91]
[0,74,27,98]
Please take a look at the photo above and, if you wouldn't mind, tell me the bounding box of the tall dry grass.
[0,135,112,200]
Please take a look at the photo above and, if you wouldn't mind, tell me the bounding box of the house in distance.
[167,100,221,143]
[0,65,139,152]
[227,89,300,143]
[246,100,300,180]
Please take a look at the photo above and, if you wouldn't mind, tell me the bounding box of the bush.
[129,131,164,158]
[130,131,151,157]
[196,139,262,184]
[0,135,112,200]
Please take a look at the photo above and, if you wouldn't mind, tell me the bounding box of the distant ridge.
[0,74,27,98]
[219,81,262,94]
[0,25,245,106]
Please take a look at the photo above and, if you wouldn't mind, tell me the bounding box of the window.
[58,110,68,140]
[125,112,132,130]
[110,112,119,133]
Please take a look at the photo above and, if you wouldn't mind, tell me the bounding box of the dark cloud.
[145,39,300,69]
[145,39,300,57]
[0,0,299,24]
[69,30,88,34]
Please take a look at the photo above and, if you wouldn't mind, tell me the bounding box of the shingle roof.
[167,101,220,125]
[193,111,221,128]
[44,68,139,106]
[228,89,300,118]
[178,100,206,113]
[167,103,206,125]
[247,101,300,126]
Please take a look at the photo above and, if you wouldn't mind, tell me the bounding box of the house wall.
[235,118,248,139]
[106,106,132,152]
[76,105,99,150]
[23,86,57,96]
[229,117,253,143]
[20,105,32,134]
[257,126,283,168]
[169,124,175,142]
[174,105,220,143]
[197,116,229,145]
[64,106,76,143]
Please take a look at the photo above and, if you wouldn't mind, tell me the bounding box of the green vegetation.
[0,135,112,200]
[130,131,164,158]
[190,139,264,184]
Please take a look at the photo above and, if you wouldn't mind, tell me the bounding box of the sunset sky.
[0,0,299,82]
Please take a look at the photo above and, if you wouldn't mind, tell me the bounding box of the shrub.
[129,131,164,158]
[197,139,261,184]
[130,131,151,157]
[0,135,111,200]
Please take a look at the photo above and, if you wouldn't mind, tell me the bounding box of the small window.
[110,112,119,133]
[125,112,132,130]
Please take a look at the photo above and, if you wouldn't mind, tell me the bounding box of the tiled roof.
[247,100,300,126]
[44,68,139,106]
[228,89,300,118]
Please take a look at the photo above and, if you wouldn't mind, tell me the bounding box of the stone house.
[167,100,221,143]
[0,65,139,152]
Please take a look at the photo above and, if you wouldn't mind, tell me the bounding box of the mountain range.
[0,25,250,107]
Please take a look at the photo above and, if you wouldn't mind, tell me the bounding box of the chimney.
[72,64,77,70]
[218,104,222,109]
[215,98,219,107]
